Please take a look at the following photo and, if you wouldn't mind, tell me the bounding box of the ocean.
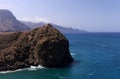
[0,33,120,79]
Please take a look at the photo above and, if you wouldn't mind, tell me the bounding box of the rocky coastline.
[0,24,73,71]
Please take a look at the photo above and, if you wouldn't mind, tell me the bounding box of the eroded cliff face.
[0,24,73,71]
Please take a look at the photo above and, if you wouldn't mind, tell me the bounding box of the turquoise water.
[0,33,120,79]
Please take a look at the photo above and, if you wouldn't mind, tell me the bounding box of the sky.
[0,0,120,32]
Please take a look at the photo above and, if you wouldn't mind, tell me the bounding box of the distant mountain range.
[0,9,87,33]
[0,10,30,32]
[22,21,87,33]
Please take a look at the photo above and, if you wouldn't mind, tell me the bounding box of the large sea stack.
[0,24,73,71]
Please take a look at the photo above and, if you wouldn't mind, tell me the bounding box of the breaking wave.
[71,53,75,56]
[0,65,45,74]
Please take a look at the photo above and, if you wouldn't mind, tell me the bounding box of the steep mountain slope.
[0,10,30,32]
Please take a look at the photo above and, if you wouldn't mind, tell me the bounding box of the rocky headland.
[0,24,73,71]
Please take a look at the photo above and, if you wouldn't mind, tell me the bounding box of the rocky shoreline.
[0,24,73,71]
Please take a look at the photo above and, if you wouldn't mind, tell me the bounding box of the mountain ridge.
[22,21,87,33]
[0,9,87,33]
[0,10,30,32]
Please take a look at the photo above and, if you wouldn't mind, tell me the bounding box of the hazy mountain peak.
[0,9,30,32]
[0,9,12,13]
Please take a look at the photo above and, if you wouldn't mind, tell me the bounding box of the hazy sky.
[0,0,120,32]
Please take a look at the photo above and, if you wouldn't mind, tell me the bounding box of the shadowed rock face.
[0,24,73,71]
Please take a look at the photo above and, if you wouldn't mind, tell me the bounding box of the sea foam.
[0,65,45,74]
[28,65,45,71]
[71,53,75,56]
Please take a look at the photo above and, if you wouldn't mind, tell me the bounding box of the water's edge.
[0,65,45,74]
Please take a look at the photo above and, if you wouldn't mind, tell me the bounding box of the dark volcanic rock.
[0,10,30,32]
[0,24,73,71]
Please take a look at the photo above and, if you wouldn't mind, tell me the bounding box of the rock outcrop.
[0,24,73,71]
[0,10,30,32]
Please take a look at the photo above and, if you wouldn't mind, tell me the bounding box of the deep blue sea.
[0,33,120,79]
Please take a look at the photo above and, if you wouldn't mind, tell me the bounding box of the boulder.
[0,24,73,71]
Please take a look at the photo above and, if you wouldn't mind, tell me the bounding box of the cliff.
[0,24,73,71]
